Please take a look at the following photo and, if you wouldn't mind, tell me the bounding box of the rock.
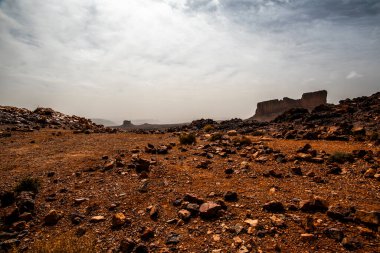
[364,168,376,178]
[224,191,238,202]
[183,194,204,204]
[90,215,106,223]
[354,210,380,226]
[16,191,35,213]
[1,205,19,224]
[70,213,85,225]
[270,215,285,227]
[224,168,234,175]
[300,233,315,241]
[342,237,362,250]
[11,221,26,232]
[19,212,32,221]
[44,209,62,226]
[149,205,159,220]
[0,191,15,207]
[112,213,127,227]
[140,227,154,240]
[199,201,223,219]
[326,205,353,220]
[227,130,238,136]
[166,232,180,245]
[119,238,136,253]
[178,209,191,221]
[323,228,344,242]
[74,198,89,205]
[185,203,200,215]
[300,196,328,213]
[134,244,149,253]
[244,219,258,227]
[103,160,115,170]
[0,239,20,250]
[291,167,302,175]
[263,201,285,213]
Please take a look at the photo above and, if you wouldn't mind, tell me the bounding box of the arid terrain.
[0,92,379,253]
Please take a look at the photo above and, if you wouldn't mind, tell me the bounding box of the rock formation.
[251,90,327,122]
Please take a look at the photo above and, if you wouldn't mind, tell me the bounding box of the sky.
[0,0,379,124]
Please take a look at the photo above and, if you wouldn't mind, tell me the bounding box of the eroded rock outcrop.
[251,90,327,122]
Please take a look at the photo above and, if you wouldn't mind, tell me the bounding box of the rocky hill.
[0,106,113,134]
[251,90,327,122]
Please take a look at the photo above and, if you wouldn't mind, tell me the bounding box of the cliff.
[251,90,327,122]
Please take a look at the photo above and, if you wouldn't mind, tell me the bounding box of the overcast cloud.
[0,0,379,123]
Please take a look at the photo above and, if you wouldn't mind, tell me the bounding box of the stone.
[149,205,159,220]
[263,201,285,213]
[183,193,204,204]
[185,203,200,215]
[244,219,258,227]
[112,213,127,227]
[120,238,136,253]
[140,227,154,240]
[16,191,35,213]
[224,191,238,202]
[291,167,302,175]
[44,209,62,226]
[342,237,362,250]
[134,244,149,253]
[224,168,234,175]
[227,130,238,136]
[323,228,344,242]
[178,209,191,221]
[90,215,106,223]
[19,212,32,221]
[326,205,353,220]
[11,221,26,232]
[166,232,180,245]
[0,191,15,207]
[1,205,19,224]
[300,233,315,241]
[0,239,20,250]
[300,196,328,213]
[270,215,285,227]
[354,210,380,226]
[364,168,376,178]
[199,201,223,219]
[103,160,115,170]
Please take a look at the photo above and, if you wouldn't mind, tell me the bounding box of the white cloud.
[0,0,379,123]
[346,71,363,79]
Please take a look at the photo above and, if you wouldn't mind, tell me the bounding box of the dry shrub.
[25,232,97,253]
[203,124,214,132]
[179,133,196,145]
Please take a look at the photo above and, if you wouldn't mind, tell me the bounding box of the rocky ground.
[0,128,379,252]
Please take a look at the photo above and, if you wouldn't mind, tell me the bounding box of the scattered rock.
[199,201,223,219]
[263,201,285,213]
[44,209,62,226]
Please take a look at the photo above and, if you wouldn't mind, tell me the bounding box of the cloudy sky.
[0,0,379,123]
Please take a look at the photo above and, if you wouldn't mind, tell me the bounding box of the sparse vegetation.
[14,177,40,194]
[232,136,252,146]
[17,233,97,253]
[179,132,196,145]
[209,132,223,141]
[328,152,354,164]
[203,124,214,132]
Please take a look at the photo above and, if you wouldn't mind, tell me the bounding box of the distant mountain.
[91,118,116,126]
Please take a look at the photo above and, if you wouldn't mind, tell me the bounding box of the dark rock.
[300,196,328,213]
[327,205,353,221]
[120,238,136,253]
[354,210,380,226]
[263,201,285,213]
[44,209,62,226]
[0,191,15,207]
[324,228,344,242]
[224,191,238,202]
[16,191,35,213]
[166,232,180,245]
[183,194,204,204]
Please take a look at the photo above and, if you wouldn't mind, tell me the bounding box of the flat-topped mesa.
[251,90,327,122]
